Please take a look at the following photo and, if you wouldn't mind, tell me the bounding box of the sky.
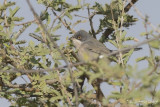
[0,0,160,106]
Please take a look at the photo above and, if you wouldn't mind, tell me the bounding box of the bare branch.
[124,0,138,12]
[107,35,160,56]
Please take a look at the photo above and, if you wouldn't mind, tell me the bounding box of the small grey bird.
[70,30,140,62]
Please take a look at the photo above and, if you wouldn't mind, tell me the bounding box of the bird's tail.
[108,47,142,56]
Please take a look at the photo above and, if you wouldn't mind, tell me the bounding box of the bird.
[70,30,141,62]
[70,30,143,102]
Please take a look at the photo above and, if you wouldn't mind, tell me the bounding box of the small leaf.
[0,2,15,10]
[10,6,20,17]
[29,40,35,47]
[136,56,148,62]
[108,81,123,86]
[29,33,43,42]
[0,25,3,30]
[50,96,63,102]
[72,20,87,28]
[52,23,61,32]
[65,11,72,19]
[15,40,26,45]
[140,32,148,36]
[108,40,117,47]
[123,49,134,64]
[12,17,24,21]
[149,40,160,49]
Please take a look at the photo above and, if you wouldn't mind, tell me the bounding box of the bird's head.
[71,30,91,42]
[70,30,92,48]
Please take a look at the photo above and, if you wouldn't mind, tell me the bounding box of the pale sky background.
[0,0,160,106]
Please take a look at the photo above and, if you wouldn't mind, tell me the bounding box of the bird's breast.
[78,47,99,62]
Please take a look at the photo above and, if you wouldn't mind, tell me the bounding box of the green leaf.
[140,32,148,36]
[123,49,134,64]
[35,27,40,32]
[29,40,35,47]
[0,2,15,10]
[47,15,51,24]
[52,23,61,32]
[50,96,63,102]
[108,81,123,86]
[15,40,26,45]
[0,25,3,31]
[108,40,117,47]
[3,43,10,48]
[40,11,49,21]
[12,17,24,21]
[77,0,81,5]
[0,32,7,36]
[65,11,72,19]
[149,40,160,49]
[10,6,20,17]
[67,5,81,12]
[121,37,135,42]
[13,23,30,39]
[93,2,105,14]
[0,19,4,23]
[34,92,43,95]
[136,56,148,62]
[121,31,127,40]
[29,33,43,42]
[72,20,87,28]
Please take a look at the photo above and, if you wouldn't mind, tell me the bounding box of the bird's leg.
[78,73,86,92]
[92,78,104,102]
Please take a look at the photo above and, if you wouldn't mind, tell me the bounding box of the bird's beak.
[69,37,73,40]
[69,36,75,41]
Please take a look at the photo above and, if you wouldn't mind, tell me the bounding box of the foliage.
[0,0,160,106]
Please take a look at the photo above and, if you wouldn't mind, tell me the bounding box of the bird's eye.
[77,36,81,40]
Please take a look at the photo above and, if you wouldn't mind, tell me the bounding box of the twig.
[3,20,36,27]
[107,35,160,56]
[15,20,36,26]
[87,6,96,39]
[14,24,30,39]
[117,0,127,66]
[4,0,8,28]
[52,10,76,34]
[50,11,65,30]
[124,0,138,12]
[148,61,160,76]
[144,19,156,73]
[110,2,121,64]
[6,83,40,92]
[89,11,97,19]
[74,14,88,19]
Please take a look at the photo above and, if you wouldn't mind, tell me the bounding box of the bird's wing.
[81,40,111,55]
